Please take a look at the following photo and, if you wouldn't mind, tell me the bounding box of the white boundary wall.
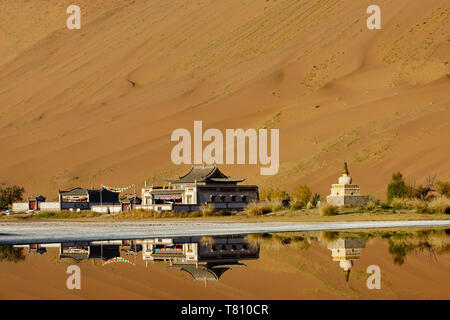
[91,205,122,213]
[12,203,29,212]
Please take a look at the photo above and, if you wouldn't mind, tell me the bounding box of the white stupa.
[326,162,368,207]
[327,238,367,282]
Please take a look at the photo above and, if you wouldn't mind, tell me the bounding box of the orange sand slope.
[1,239,450,300]
[0,0,449,200]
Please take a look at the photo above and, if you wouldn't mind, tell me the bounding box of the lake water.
[1,228,450,299]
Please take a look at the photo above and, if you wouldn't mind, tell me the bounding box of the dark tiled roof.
[28,195,46,201]
[60,253,89,261]
[167,263,246,281]
[166,165,244,184]
[59,188,89,196]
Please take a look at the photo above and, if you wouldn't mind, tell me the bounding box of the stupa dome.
[339,175,352,184]
[338,162,352,184]
[339,260,353,271]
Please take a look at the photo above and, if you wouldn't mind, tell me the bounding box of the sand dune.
[0,0,449,200]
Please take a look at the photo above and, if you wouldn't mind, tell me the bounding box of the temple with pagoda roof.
[326,162,368,207]
[141,165,259,211]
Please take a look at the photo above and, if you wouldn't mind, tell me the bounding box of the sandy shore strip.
[1,220,450,245]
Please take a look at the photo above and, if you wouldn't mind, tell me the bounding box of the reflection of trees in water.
[0,246,25,263]
[386,228,450,266]
[246,228,450,266]
[245,233,312,251]
[321,231,340,242]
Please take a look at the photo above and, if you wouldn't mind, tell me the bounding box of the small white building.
[326,162,368,207]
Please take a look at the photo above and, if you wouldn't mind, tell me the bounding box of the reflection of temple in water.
[142,236,260,281]
[12,236,259,279]
[327,238,367,282]
[59,241,122,261]
[14,240,140,262]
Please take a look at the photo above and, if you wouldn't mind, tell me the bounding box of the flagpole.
[100,185,103,213]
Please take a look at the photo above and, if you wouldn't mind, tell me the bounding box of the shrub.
[409,198,428,214]
[436,181,450,197]
[245,201,271,216]
[320,203,339,216]
[391,197,409,210]
[291,185,312,206]
[189,211,202,217]
[311,193,321,206]
[428,196,450,214]
[409,176,435,200]
[269,199,283,212]
[200,236,215,245]
[366,194,380,205]
[200,203,214,217]
[35,210,102,219]
[387,172,411,202]
[289,201,304,210]
[381,203,392,210]
[259,187,290,201]
[366,200,376,211]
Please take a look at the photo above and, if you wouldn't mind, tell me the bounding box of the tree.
[292,185,312,207]
[409,175,435,200]
[0,185,25,209]
[0,246,25,263]
[386,172,410,202]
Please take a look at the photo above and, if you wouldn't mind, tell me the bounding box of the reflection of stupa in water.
[327,238,367,282]
[141,236,259,281]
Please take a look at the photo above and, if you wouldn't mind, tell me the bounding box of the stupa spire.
[342,162,349,175]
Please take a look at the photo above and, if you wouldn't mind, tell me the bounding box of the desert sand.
[1,237,450,299]
[0,0,449,200]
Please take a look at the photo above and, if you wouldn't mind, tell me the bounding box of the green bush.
[387,172,411,202]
